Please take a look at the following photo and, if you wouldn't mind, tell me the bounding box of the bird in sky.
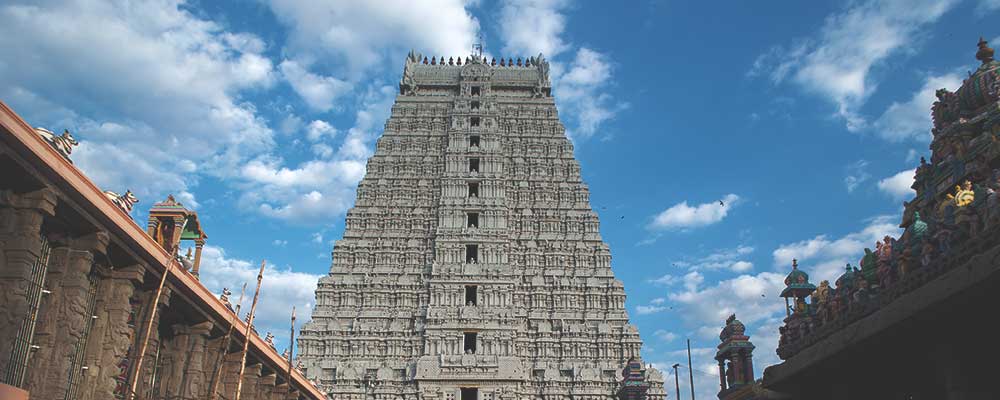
[719,200,725,206]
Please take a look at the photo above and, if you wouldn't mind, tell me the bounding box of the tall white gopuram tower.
[298,51,664,400]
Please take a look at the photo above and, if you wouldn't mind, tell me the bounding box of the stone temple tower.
[298,51,665,400]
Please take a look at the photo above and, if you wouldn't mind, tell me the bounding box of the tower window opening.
[471,117,481,127]
[471,101,481,110]
[461,388,478,400]
[469,135,480,148]
[468,182,479,197]
[463,332,478,353]
[465,285,478,305]
[467,212,479,228]
[469,158,480,173]
[471,86,481,96]
[466,244,479,264]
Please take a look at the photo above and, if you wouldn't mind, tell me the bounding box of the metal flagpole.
[672,363,681,400]
[235,260,266,400]
[286,306,296,393]
[687,339,696,400]
[208,282,247,400]
[127,247,177,400]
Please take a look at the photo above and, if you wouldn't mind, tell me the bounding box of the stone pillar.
[218,351,244,398]
[259,373,276,399]
[24,231,108,399]
[717,359,727,392]
[183,322,214,399]
[78,264,144,400]
[133,287,172,398]
[742,351,754,383]
[242,363,263,400]
[0,188,56,386]
[729,355,742,386]
[192,238,205,277]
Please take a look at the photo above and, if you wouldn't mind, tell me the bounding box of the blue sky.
[2,0,998,397]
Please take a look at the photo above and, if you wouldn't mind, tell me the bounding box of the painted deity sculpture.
[954,181,981,237]
[860,248,878,285]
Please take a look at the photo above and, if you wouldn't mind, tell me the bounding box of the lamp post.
[672,363,681,400]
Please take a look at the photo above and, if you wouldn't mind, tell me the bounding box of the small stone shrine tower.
[716,314,756,400]
[146,194,207,276]
[617,357,651,400]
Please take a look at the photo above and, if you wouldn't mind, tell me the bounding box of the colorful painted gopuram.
[0,102,323,399]
[761,38,1000,399]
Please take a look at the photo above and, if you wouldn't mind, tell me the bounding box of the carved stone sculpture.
[34,127,79,161]
[103,190,138,214]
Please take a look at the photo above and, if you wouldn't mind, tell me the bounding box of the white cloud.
[750,0,959,130]
[265,0,479,79]
[649,194,740,230]
[844,160,870,193]
[194,245,321,353]
[305,120,337,142]
[0,0,276,204]
[669,272,785,330]
[176,191,200,209]
[272,239,288,247]
[654,330,678,342]
[553,48,630,138]
[977,0,1000,13]
[878,169,916,200]
[499,0,571,58]
[874,73,963,141]
[676,245,755,273]
[280,60,352,112]
[636,303,667,315]
[772,215,902,284]
[236,84,395,223]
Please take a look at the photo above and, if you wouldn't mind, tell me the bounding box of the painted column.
[192,238,205,278]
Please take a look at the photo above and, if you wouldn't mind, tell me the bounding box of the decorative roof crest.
[977,37,994,64]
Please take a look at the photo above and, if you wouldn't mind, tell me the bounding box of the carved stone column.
[742,350,754,384]
[717,359,727,392]
[182,321,214,399]
[133,287,172,398]
[158,323,191,398]
[192,238,205,278]
[259,373,276,399]
[25,231,108,399]
[0,188,56,385]
[729,354,743,386]
[242,363,262,400]
[78,264,144,400]
[218,351,244,398]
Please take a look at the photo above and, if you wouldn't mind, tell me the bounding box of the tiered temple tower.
[297,51,664,400]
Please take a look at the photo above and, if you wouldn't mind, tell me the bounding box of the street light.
[672,364,681,400]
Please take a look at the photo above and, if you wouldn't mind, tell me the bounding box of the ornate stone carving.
[103,190,138,214]
[33,127,79,161]
[299,51,664,400]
